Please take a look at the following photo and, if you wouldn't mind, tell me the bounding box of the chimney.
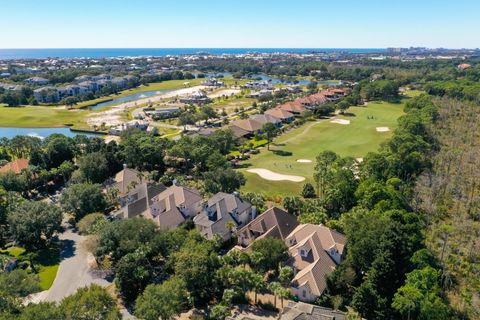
[233,191,240,198]
[172,179,179,186]
[123,163,127,169]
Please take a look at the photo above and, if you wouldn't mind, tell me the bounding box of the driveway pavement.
[28,226,111,303]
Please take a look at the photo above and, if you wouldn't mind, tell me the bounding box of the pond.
[0,127,97,139]
[88,89,175,110]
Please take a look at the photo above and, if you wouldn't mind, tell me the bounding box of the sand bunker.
[376,127,390,132]
[247,168,305,182]
[330,119,350,125]
[296,159,312,163]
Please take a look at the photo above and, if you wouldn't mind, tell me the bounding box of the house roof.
[265,108,295,120]
[228,125,251,138]
[237,207,298,248]
[286,224,346,297]
[279,101,307,114]
[151,185,202,208]
[194,192,251,229]
[112,167,145,196]
[0,159,29,174]
[148,185,202,229]
[280,301,346,320]
[250,113,282,125]
[229,118,264,133]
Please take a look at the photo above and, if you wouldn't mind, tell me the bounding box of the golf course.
[240,100,406,196]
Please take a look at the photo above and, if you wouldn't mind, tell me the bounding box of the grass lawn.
[0,105,89,128]
[211,96,256,113]
[0,246,60,291]
[239,100,406,197]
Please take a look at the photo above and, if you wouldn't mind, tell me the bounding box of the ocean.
[0,48,386,60]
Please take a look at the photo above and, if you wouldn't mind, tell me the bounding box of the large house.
[285,224,346,302]
[237,206,298,250]
[249,114,282,128]
[108,165,166,219]
[265,108,295,123]
[145,184,203,229]
[194,192,253,240]
[279,301,346,320]
[228,118,264,138]
[24,77,50,85]
[33,74,138,103]
[0,159,29,174]
[278,101,308,115]
[109,120,149,135]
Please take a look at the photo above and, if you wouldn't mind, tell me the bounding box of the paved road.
[43,226,111,302]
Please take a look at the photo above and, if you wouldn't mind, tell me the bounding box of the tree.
[17,302,62,320]
[282,196,304,216]
[204,168,246,194]
[301,183,316,198]
[351,281,387,320]
[59,284,121,320]
[135,277,188,320]
[8,201,62,249]
[172,233,218,306]
[78,152,109,183]
[43,135,76,169]
[241,192,266,212]
[115,247,153,303]
[251,238,288,273]
[262,122,277,151]
[60,183,107,222]
[96,218,157,263]
[336,100,350,114]
[77,213,107,235]
[0,269,40,297]
[313,150,338,200]
[392,267,450,320]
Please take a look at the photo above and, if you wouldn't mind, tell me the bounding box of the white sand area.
[296,159,312,163]
[330,119,350,125]
[247,168,305,182]
[208,89,241,98]
[376,127,390,132]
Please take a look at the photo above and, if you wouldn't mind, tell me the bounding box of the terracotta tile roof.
[265,108,295,120]
[0,159,29,174]
[279,101,307,114]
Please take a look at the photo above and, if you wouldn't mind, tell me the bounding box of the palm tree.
[251,273,265,305]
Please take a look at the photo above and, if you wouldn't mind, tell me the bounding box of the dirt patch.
[247,168,305,182]
[330,119,350,125]
[376,127,390,132]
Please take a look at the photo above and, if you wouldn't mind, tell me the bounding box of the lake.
[88,89,174,110]
[0,127,96,139]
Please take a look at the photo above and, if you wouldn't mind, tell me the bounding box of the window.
[302,290,306,298]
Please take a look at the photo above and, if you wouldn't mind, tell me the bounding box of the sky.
[0,0,478,49]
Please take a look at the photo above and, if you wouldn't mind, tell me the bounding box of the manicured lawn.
[0,105,89,128]
[0,246,60,291]
[239,100,406,197]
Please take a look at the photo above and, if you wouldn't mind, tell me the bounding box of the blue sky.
[0,0,478,48]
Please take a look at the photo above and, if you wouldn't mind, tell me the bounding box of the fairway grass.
[240,100,405,197]
[0,105,89,128]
